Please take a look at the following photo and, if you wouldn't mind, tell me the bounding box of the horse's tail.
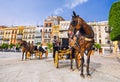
[90,39,95,50]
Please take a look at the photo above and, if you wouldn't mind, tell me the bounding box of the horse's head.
[17,40,27,47]
[17,40,22,46]
[70,11,83,31]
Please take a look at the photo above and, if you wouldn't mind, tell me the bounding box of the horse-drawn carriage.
[54,38,74,68]
[18,40,48,60]
[53,11,95,78]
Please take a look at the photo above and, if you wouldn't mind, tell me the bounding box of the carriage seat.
[59,38,69,50]
[39,46,46,53]
[34,46,38,51]
[58,38,75,59]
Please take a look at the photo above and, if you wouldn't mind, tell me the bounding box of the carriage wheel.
[45,51,48,58]
[27,52,30,59]
[34,51,37,59]
[54,51,59,68]
[39,52,42,59]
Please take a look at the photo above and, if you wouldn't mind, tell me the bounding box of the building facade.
[2,26,25,44]
[43,16,65,44]
[3,27,17,44]
[35,26,43,44]
[0,26,7,44]
[88,21,110,46]
[16,26,25,42]
[52,25,60,38]
[23,26,35,44]
[59,21,70,38]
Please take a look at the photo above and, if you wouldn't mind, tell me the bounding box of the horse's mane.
[20,40,30,50]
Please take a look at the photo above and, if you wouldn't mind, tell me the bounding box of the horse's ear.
[73,11,77,17]
[77,15,79,17]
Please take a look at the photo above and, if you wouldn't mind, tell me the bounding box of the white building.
[88,21,110,46]
[60,20,110,47]
[35,26,43,44]
[59,21,70,38]
[23,26,35,44]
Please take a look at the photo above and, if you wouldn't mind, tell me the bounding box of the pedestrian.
[53,36,60,61]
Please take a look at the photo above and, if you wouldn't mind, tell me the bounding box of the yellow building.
[0,26,7,44]
[52,25,60,38]
[3,26,25,44]
[16,26,25,41]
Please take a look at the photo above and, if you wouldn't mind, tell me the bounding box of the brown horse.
[68,11,94,78]
[18,40,34,60]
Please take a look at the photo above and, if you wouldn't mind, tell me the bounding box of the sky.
[0,0,117,26]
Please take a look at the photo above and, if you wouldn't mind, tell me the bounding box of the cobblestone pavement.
[0,52,120,82]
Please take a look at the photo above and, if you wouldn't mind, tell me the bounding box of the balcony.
[17,37,22,40]
[24,32,35,34]
[35,36,41,38]
[3,41,9,44]
[3,38,9,41]
[17,33,23,35]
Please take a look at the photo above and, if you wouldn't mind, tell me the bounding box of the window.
[46,24,48,27]
[40,29,42,32]
[49,29,51,32]
[49,23,52,27]
[45,29,47,32]
[99,33,101,38]
[99,39,101,44]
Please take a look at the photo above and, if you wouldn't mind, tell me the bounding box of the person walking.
[53,36,60,62]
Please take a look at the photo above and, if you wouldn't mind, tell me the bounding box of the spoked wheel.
[45,51,48,58]
[27,52,30,59]
[54,51,59,68]
[39,52,42,59]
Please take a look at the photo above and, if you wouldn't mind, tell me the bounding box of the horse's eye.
[72,21,77,26]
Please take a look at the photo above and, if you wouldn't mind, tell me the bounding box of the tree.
[109,1,120,41]
[47,43,53,50]
[9,44,15,49]
[1,43,9,49]
[16,43,20,50]
[94,43,101,49]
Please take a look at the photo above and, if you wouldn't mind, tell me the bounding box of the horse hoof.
[87,74,92,78]
[80,74,85,78]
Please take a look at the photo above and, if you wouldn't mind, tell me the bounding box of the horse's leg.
[25,52,27,60]
[22,52,24,61]
[77,53,81,70]
[75,54,79,69]
[80,55,85,78]
[70,51,73,69]
[86,50,92,77]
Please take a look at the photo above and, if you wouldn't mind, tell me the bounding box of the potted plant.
[1,43,9,51]
[94,43,102,54]
[47,43,53,53]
